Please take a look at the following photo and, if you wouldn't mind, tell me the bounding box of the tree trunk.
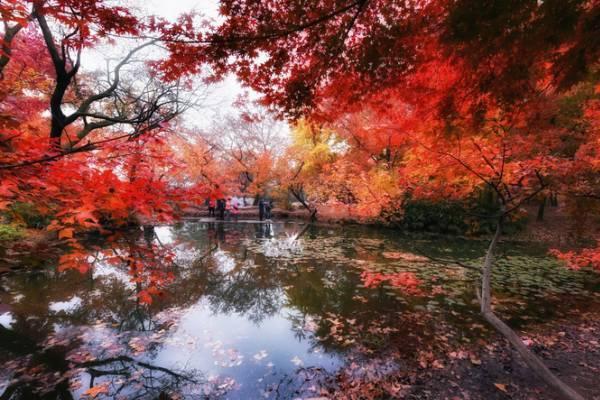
[290,188,318,221]
[551,192,559,207]
[0,23,24,79]
[480,217,585,400]
[537,196,547,221]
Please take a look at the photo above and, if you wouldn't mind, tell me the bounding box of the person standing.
[225,197,232,220]
[265,198,273,220]
[230,197,240,220]
[258,198,265,221]
[210,185,223,218]
[208,197,216,217]
[217,198,226,220]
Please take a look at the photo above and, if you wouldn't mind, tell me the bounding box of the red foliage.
[551,243,600,272]
[0,2,208,304]
[159,1,598,119]
[361,271,421,294]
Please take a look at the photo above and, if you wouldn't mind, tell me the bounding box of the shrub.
[7,202,52,229]
[380,191,526,235]
[401,200,468,234]
[0,224,26,242]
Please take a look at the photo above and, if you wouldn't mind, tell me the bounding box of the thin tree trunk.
[0,23,23,79]
[290,188,317,221]
[537,196,546,221]
[551,192,559,207]
[479,217,585,400]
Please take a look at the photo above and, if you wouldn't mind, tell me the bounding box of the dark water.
[1,221,599,399]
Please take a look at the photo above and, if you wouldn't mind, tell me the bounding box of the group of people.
[208,196,240,220]
[206,186,274,221]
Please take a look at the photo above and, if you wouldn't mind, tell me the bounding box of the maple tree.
[160,0,598,116]
[272,119,336,218]
[0,0,208,306]
[277,118,404,220]
[155,1,599,399]
[1,1,599,399]
[204,110,288,199]
[306,69,597,400]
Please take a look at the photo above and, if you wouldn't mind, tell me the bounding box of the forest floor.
[512,205,600,248]
[402,310,600,400]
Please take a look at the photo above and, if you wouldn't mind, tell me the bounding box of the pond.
[1,221,599,399]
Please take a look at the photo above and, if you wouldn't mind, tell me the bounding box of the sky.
[145,0,219,20]
[141,0,247,130]
[82,0,281,134]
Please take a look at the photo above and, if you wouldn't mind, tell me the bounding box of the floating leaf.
[83,384,109,398]
[494,383,508,393]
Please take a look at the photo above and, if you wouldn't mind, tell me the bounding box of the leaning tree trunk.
[480,217,585,400]
[290,188,318,222]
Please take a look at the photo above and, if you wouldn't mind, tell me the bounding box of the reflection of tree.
[202,253,284,324]
[166,222,296,323]
[80,356,202,400]
[0,321,74,399]
[177,224,444,357]
[1,223,300,398]
[0,325,208,400]
[7,222,561,399]
[0,230,199,399]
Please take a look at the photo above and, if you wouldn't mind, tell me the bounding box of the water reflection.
[1,221,599,399]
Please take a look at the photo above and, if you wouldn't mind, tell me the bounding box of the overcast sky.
[82,0,277,133]
[145,0,219,20]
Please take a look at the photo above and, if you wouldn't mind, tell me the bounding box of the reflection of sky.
[157,225,202,264]
[93,262,135,288]
[261,235,303,258]
[0,311,15,328]
[155,226,175,245]
[2,221,591,399]
[213,250,236,273]
[153,300,341,399]
[49,296,82,313]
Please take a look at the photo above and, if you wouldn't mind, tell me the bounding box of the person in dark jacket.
[208,198,216,217]
[258,198,266,221]
[216,198,226,220]
[265,199,273,220]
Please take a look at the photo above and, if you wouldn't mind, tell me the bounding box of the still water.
[1,221,599,399]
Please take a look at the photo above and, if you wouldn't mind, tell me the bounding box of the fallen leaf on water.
[522,337,534,346]
[83,384,109,398]
[470,356,482,365]
[494,383,508,393]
